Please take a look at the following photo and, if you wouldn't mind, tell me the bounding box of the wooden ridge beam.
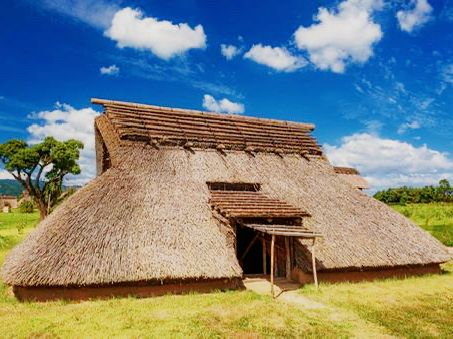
[92,99,316,131]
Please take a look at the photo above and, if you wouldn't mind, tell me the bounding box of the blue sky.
[0,0,452,190]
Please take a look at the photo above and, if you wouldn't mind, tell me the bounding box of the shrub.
[19,200,34,213]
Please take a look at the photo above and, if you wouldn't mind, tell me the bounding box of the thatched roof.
[334,167,369,190]
[2,99,450,287]
[334,167,360,175]
[91,98,322,155]
[1,195,17,200]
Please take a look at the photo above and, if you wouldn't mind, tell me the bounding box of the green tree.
[0,137,83,220]
[438,179,450,191]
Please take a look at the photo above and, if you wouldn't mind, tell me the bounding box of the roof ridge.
[91,98,315,131]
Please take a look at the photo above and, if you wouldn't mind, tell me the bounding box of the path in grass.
[244,276,395,338]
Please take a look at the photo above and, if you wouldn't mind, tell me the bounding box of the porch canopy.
[209,190,323,295]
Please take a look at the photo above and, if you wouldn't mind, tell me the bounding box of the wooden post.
[240,233,259,261]
[270,234,275,298]
[262,238,267,275]
[311,238,318,289]
[285,237,291,280]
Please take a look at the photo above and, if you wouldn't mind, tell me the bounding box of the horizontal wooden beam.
[91,98,316,131]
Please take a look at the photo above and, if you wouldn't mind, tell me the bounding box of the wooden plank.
[271,234,275,298]
[312,239,319,289]
[229,214,306,219]
[101,103,316,131]
[105,108,321,148]
[217,207,305,213]
[262,238,267,275]
[245,225,308,230]
[240,234,259,261]
[109,118,315,143]
[107,112,318,143]
[285,237,291,280]
[117,126,321,151]
[255,231,320,237]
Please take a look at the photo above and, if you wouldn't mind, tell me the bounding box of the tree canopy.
[0,137,84,219]
[373,179,452,205]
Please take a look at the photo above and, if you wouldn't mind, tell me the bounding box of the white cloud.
[0,170,14,180]
[27,103,100,185]
[100,64,119,75]
[294,0,383,73]
[244,44,307,72]
[397,0,433,33]
[35,0,120,29]
[397,120,421,134]
[220,44,240,60]
[441,63,453,84]
[105,7,207,60]
[324,133,453,190]
[202,94,245,114]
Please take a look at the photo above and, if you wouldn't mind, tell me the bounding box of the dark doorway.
[236,225,270,274]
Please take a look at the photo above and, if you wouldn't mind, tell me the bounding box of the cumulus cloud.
[33,0,120,29]
[105,7,206,60]
[294,0,383,73]
[244,44,307,72]
[397,0,433,33]
[100,64,119,75]
[0,170,13,180]
[27,103,100,185]
[324,133,453,190]
[397,120,421,134]
[220,44,240,60]
[202,94,244,114]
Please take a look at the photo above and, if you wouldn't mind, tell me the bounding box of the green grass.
[302,261,453,338]
[0,210,452,338]
[0,209,39,250]
[392,202,453,246]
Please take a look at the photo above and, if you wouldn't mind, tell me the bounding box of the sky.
[0,0,452,191]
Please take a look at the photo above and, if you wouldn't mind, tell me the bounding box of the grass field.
[0,209,452,338]
[392,203,453,246]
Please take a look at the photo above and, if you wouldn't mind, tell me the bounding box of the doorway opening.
[236,224,270,274]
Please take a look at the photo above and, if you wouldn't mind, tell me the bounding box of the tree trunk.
[35,197,48,221]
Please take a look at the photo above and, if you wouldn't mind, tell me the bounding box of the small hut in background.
[1,195,18,213]
[2,98,450,301]
[334,167,369,190]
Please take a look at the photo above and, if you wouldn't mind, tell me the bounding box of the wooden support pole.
[240,233,259,261]
[311,238,318,289]
[285,237,291,280]
[270,234,275,298]
[262,238,267,275]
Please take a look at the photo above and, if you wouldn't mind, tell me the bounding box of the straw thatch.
[334,167,369,190]
[2,99,450,288]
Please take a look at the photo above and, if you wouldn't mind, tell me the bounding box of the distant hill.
[0,179,82,197]
[0,179,23,196]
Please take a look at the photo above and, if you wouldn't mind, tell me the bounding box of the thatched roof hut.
[2,99,450,301]
[1,195,18,209]
[334,167,369,190]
